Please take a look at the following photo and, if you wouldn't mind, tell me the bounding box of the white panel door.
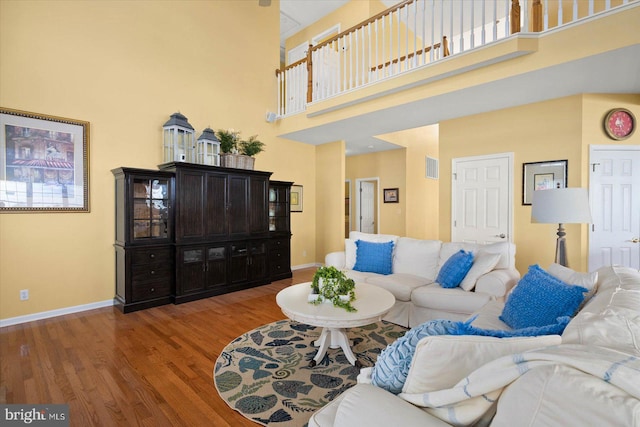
[452,154,513,243]
[589,145,640,271]
[359,181,375,233]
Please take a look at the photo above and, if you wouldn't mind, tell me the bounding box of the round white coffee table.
[276,282,395,367]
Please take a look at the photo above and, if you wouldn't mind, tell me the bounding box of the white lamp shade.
[531,187,592,224]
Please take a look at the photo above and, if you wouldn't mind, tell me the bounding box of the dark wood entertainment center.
[112,162,292,313]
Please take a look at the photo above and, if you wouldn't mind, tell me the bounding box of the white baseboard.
[292,263,321,270]
[0,299,114,328]
[1,265,322,328]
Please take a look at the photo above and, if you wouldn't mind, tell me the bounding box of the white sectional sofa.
[309,265,640,427]
[325,231,521,327]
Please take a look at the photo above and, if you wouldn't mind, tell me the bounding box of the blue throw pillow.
[452,315,571,337]
[499,264,587,329]
[436,250,474,288]
[353,240,394,275]
[371,319,461,394]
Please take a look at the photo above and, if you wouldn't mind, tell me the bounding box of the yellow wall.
[0,0,317,320]
[377,125,440,239]
[346,149,406,236]
[439,94,640,274]
[316,141,346,257]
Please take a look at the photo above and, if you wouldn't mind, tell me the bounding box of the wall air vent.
[426,156,439,180]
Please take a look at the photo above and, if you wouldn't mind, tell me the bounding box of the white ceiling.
[278,1,640,156]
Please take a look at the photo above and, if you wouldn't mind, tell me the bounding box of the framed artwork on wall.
[291,184,303,212]
[383,188,399,203]
[0,107,90,212]
[522,159,567,205]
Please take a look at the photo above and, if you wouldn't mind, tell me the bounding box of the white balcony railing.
[276,0,634,117]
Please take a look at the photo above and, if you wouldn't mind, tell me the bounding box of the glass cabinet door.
[132,177,170,240]
[268,186,289,232]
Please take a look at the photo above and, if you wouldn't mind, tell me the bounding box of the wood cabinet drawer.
[131,247,172,264]
[131,263,172,283]
[131,281,171,302]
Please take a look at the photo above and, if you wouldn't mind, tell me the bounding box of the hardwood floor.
[0,268,317,426]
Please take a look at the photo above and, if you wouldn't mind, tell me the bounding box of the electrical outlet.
[20,289,29,301]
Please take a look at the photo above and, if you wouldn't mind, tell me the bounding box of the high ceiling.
[276,1,640,156]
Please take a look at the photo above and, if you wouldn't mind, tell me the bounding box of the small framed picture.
[290,184,303,212]
[522,159,567,205]
[1,107,90,212]
[383,188,399,203]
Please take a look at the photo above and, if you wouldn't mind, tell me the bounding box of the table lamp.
[531,187,592,267]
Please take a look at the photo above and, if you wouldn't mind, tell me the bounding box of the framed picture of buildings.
[0,108,90,212]
[522,159,567,205]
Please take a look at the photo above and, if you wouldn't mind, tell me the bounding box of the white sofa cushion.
[460,252,501,291]
[403,334,562,394]
[493,364,640,427]
[547,263,598,299]
[411,283,491,313]
[366,273,433,302]
[393,237,441,279]
[439,241,515,272]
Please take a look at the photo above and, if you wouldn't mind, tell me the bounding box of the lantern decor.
[163,112,195,162]
[196,127,221,166]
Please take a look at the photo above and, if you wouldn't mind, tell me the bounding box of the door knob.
[631,237,640,244]
[494,234,506,239]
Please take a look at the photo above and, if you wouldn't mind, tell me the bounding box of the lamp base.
[555,223,568,267]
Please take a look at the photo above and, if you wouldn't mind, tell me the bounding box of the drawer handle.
[150,253,156,259]
[150,270,155,275]
[150,287,155,293]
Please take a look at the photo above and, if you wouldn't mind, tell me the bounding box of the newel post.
[306,44,313,104]
[510,0,521,34]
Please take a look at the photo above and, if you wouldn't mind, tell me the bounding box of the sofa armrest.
[325,251,346,269]
[308,384,451,427]
[475,269,520,299]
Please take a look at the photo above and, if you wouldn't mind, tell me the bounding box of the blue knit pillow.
[436,250,474,288]
[499,264,587,329]
[353,240,394,275]
[371,319,461,394]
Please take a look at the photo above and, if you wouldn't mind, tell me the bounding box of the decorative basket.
[220,153,255,170]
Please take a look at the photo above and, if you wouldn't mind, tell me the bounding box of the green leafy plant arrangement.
[216,129,240,153]
[310,266,357,312]
[238,135,265,157]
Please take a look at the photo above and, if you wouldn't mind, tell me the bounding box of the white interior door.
[452,153,513,243]
[589,145,640,271]
[358,180,376,233]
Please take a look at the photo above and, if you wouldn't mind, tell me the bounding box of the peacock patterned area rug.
[214,319,407,426]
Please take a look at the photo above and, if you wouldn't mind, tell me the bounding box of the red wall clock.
[604,108,636,140]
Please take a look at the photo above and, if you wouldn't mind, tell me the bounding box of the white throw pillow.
[547,263,598,299]
[345,238,357,269]
[460,252,501,291]
[402,334,561,393]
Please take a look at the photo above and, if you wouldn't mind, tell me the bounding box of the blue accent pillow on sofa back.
[436,250,474,288]
[353,240,395,275]
[499,264,587,329]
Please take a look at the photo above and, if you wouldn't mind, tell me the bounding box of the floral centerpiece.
[309,266,357,312]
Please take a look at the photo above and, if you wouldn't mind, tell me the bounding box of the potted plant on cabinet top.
[237,135,265,170]
[309,266,357,312]
[216,129,264,170]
